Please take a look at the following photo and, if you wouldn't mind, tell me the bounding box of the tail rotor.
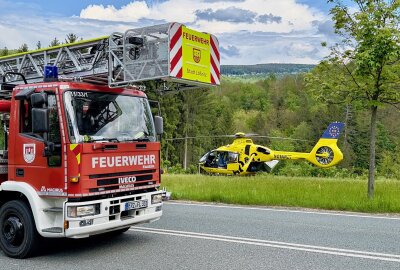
[315,146,334,166]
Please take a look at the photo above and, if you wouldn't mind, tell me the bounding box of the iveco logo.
[118,176,137,184]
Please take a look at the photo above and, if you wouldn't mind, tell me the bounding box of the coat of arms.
[193,48,201,63]
[23,144,36,163]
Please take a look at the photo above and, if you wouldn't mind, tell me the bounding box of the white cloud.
[80,2,151,22]
[79,0,326,34]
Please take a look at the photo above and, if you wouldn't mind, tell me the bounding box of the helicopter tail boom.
[270,122,344,168]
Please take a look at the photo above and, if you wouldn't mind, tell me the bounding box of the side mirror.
[154,116,163,135]
[31,92,48,108]
[32,108,49,133]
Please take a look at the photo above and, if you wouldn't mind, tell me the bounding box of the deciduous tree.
[306,0,400,198]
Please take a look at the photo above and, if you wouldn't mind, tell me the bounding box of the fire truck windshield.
[63,91,156,143]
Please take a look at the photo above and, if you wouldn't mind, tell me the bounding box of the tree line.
[0,33,80,56]
[146,74,399,180]
[221,64,315,76]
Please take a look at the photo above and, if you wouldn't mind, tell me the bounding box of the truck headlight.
[151,194,163,204]
[67,204,100,218]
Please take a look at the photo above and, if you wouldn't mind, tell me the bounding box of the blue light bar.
[44,65,58,82]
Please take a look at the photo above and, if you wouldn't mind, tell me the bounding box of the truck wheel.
[0,200,40,258]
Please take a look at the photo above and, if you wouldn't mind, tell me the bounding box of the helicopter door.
[227,163,239,172]
[226,152,239,172]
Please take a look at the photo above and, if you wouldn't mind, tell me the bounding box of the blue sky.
[0,0,355,64]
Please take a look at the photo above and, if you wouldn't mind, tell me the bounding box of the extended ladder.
[0,37,109,85]
[0,22,220,94]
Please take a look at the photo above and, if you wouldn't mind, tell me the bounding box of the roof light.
[44,65,58,82]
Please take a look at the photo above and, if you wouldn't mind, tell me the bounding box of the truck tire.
[108,227,130,236]
[115,227,130,234]
[0,200,40,258]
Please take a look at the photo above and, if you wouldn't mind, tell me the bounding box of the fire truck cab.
[0,79,165,258]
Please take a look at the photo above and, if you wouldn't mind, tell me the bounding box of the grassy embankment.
[161,174,400,213]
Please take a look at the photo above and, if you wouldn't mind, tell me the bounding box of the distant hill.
[221,63,315,76]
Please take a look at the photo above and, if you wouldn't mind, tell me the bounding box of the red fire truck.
[0,23,220,258]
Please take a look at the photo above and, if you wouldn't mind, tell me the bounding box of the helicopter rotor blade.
[164,135,235,141]
[244,133,259,137]
[165,135,311,142]
[164,129,314,142]
[249,136,311,142]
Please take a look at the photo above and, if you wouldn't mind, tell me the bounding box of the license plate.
[125,200,148,211]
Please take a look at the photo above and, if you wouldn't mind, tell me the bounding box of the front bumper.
[64,190,163,238]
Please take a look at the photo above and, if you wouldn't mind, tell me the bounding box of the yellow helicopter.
[199,122,345,175]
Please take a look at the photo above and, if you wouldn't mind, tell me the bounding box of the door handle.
[16,168,24,177]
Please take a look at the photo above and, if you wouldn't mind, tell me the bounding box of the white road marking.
[131,227,400,263]
[165,201,400,220]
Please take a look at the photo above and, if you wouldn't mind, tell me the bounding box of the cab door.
[12,89,65,196]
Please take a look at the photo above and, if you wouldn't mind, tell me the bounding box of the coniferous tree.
[0,47,8,56]
[65,33,78,44]
[50,37,60,47]
[17,43,28,53]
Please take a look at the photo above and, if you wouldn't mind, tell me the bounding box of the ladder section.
[108,24,170,87]
[0,37,109,85]
[0,22,220,91]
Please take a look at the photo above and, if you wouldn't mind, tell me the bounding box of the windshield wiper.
[121,137,151,142]
[86,137,120,143]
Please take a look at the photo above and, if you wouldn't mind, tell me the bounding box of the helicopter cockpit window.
[199,151,211,163]
[217,152,228,168]
[227,152,238,163]
[217,152,238,168]
[200,151,218,168]
[206,151,217,167]
[201,151,238,168]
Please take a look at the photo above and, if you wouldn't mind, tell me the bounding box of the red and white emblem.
[193,48,201,63]
[23,144,36,163]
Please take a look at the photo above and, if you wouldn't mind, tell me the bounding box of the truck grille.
[88,169,157,193]
[89,169,156,179]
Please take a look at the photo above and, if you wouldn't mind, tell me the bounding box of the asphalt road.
[2,202,400,270]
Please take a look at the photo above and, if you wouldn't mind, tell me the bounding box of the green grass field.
[161,174,400,213]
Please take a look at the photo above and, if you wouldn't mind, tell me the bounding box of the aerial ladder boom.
[0,37,109,86]
[0,22,220,98]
